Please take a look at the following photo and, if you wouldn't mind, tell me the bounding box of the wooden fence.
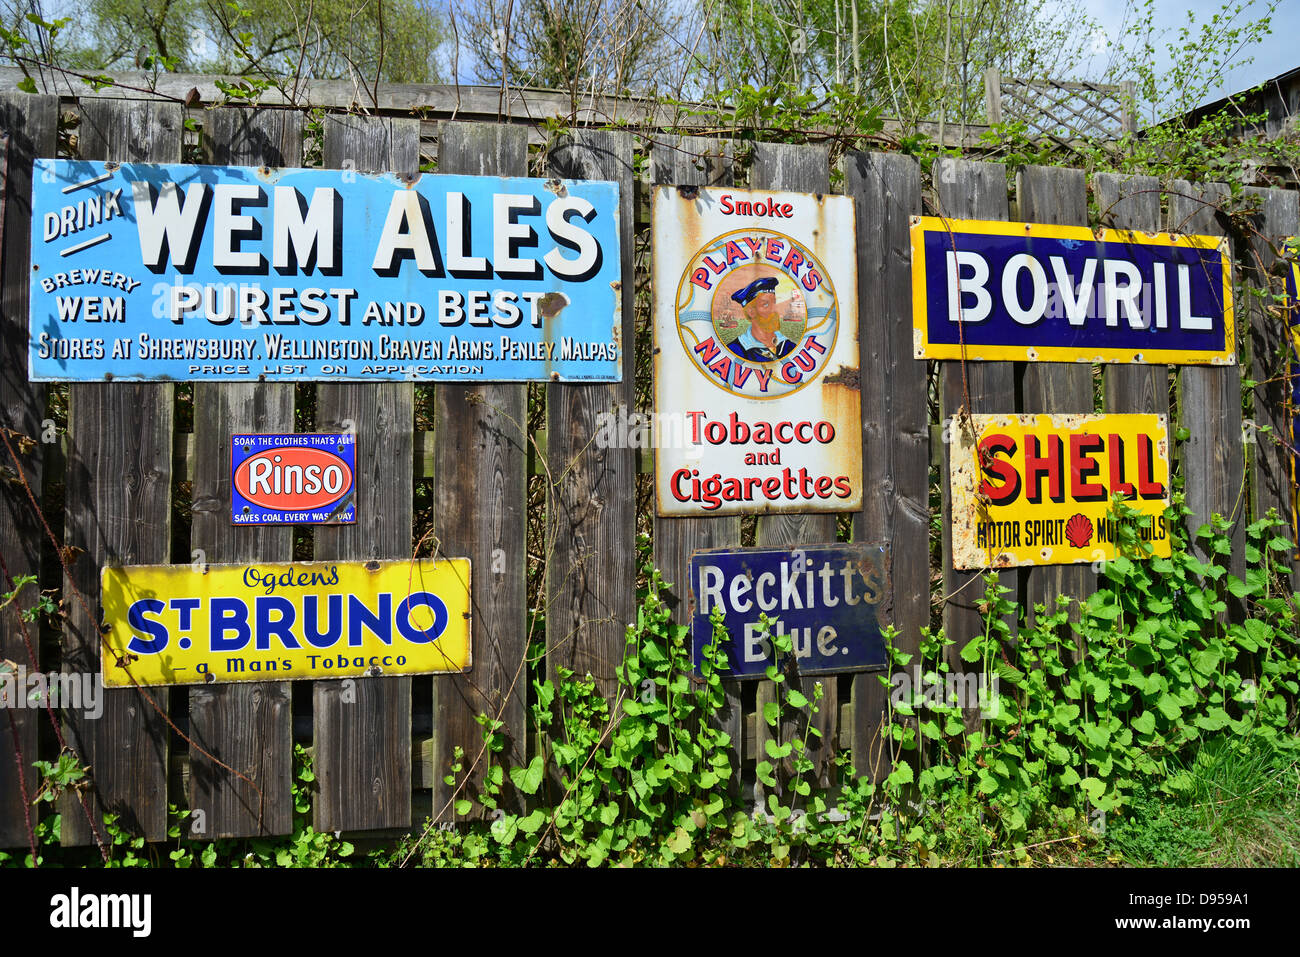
[1,88,1297,846]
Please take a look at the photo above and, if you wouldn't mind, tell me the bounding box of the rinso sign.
[949,413,1171,569]
[100,559,471,687]
[912,217,1233,364]
[232,433,355,525]
[30,160,621,382]
[652,187,861,516]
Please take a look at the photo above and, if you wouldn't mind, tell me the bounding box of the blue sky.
[1068,0,1299,106]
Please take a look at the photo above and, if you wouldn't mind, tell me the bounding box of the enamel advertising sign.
[100,559,471,687]
[911,217,1233,364]
[30,159,621,382]
[689,543,889,679]
[232,433,356,525]
[949,413,1171,569]
[652,187,861,516]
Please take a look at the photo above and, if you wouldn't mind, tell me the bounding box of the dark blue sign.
[689,543,890,679]
[231,433,356,525]
[1288,257,1300,552]
[911,217,1232,365]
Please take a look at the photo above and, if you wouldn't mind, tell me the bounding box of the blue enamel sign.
[232,433,356,525]
[911,217,1233,365]
[689,543,890,679]
[29,160,621,382]
[1287,255,1300,553]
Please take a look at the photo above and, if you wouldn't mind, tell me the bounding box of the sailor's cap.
[730,275,778,306]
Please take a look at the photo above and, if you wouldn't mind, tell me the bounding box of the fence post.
[312,115,421,832]
[649,135,743,799]
[750,142,839,797]
[1168,181,1247,612]
[58,100,182,846]
[430,123,529,821]
[936,158,1016,723]
[0,93,57,848]
[1017,166,1096,630]
[1096,174,1168,419]
[846,150,923,785]
[1121,81,1137,135]
[984,69,1003,125]
[543,130,637,701]
[1242,185,1300,591]
[187,109,301,839]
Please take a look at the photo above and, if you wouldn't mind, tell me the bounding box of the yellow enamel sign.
[949,413,1171,569]
[100,559,471,687]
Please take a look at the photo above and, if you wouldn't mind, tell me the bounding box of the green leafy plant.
[875,494,1300,863]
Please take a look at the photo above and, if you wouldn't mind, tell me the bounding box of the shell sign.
[949,413,1171,569]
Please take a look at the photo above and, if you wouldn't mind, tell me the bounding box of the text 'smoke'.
[101,559,471,686]
[689,543,890,679]
[949,413,1171,570]
[232,433,355,525]
[30,159,621,382]
[911,217,1233,364]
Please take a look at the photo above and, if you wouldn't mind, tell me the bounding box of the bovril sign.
[652,187,861,516]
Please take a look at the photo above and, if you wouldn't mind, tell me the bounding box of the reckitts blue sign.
[689,543,890,679]
[29,160,621,382]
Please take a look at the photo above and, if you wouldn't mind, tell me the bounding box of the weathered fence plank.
[430,123,529,820]
[1169,182,1247,595]
[847,150,923,785]
[650,135,740,618]
[59,101,181,846]
[187,110,302,839]
[544,130,636,700]
[1095,174,1168,419]
[1242,185,1300,588]
[649,135,743,798]
[1017,166,1095,628]
[311,116,421,832]
[0,93,56,848]
[936,158,1016,719]
[750,142,839,796]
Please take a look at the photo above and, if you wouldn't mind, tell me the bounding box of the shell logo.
[233,447,353,511]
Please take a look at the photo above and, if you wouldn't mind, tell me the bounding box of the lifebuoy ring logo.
[675,228,839,400]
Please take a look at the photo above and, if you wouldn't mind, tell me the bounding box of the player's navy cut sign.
[232,433,355,524]
[689,543,889,679]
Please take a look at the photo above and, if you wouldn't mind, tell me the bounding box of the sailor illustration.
[725,276,796,362]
